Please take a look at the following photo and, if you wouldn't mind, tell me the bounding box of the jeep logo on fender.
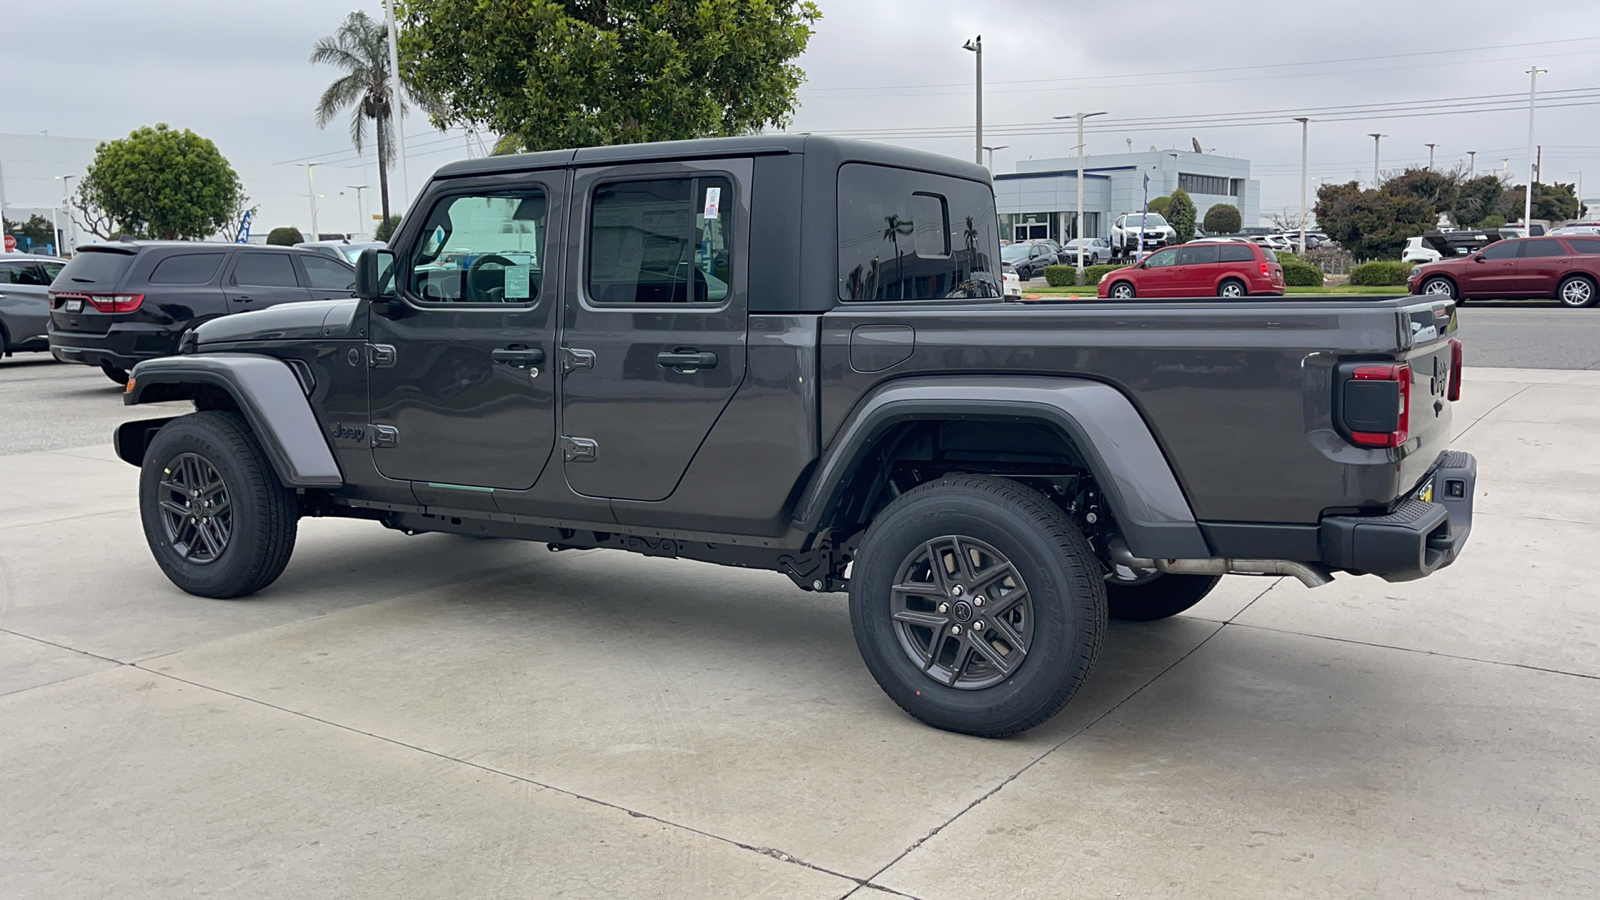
[330,423,366,444]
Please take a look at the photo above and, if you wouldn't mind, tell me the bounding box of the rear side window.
[149,253,224,285]
[232,253,299,287]
[301,255,355,291]
[1260,247,1279,263]
[838,163,1001,301]
[53,250,135,289]
[1566,238,1600,254]
[588,177,731,305]
[1217,244,1254,262]
[1524,239,1566,258]
[1178,244,1218,265]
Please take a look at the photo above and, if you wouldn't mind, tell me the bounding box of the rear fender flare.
[120,353,342,488]
[793,376,1210,560]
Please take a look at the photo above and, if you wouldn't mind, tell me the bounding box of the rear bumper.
[48,325,173,371]
[1318,451,1476,582]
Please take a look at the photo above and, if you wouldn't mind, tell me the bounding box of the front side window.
[1144,247,1178,268]
[839,163,1000,301]
[409,189,547,304]
[302,256,356,291]
[588,177,731,305]
[1482,240,1522,261]
[232,253,298,287]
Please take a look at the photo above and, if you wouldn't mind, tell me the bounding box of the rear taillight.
[1448,338,1463,401]
[1260,262,1270,276]
[82,293,145,313]
[1341,363,1411,448]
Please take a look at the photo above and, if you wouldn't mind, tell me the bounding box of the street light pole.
[1054,111,1107,278]
[385,0,410,207]
[953,36,979,166]
[1468,150,1477,177]
[346,185,370,236]
[1367,133,1387,186]
[302,163,319,240]
[1425,142,1438,170]
[55,174,77,254]
[982,144,1008,171]
[1294,118,1309,255]
[1525,66,1547,232]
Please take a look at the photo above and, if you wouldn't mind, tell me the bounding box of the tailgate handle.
[657,349,718,370]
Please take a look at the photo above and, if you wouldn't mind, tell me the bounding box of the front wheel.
[849,475,1106,737]
[139,411,299,598]
[1420,276,1456,300]
[1558,275,1597,308]
[101,363,130,385]
[1109,281,1136,299]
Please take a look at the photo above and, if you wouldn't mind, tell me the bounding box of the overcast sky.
[9,0,1600,232]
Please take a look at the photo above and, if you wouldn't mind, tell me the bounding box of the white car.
[1110,212,1177,257]
[1002,263,1023,298]
[1402,236,1443,264]
[1061,237,1112,265]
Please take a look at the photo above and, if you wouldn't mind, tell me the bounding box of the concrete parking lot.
[3,309,1598,898]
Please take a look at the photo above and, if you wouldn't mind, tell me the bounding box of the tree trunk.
[376,111,392,228]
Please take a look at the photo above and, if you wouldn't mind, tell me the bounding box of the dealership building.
[994,148,1261,243]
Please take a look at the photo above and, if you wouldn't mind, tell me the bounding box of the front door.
[559,160,750,502]
[1463,239,1522,297]
[222,251,311,312]
[367,176,563,491]
[1137,246,1182,296]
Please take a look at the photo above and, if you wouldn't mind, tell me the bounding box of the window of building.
[1179,173,1231,196]
[839,163,1000,301]
[587,177,730,305]
[149,253,224,285]
[301,255,356,291]
[231,253,298,287]
[409,189,547,304]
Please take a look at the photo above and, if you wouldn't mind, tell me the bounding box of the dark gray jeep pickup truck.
[114,135,1475,737]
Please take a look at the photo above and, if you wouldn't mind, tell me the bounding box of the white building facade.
[994,149,1260,243]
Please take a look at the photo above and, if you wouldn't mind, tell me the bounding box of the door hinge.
[370,425,399,448]
[561,347,596,375]
[367,343,397,368]
[560,436,598,462]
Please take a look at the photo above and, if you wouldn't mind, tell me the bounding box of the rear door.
[1515,238,1570,296]
[0,260,60,345]
[1176,243,1220,294]
[559,159,750,501]
[223,251,311,311]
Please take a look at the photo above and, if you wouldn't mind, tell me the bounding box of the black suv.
[48,242,355,383]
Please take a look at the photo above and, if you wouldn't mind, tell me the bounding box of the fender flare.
[120,353,342,488]
[792,376,1211,560]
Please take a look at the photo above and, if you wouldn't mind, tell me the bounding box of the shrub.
[266,226,303,246]
[375,215,402,242]
[1083,263,1129,286]
[1479,213,1506,229]
[1202,203,1242,234]
[1043,265,1077,287]
[1147,196,1172,218]
[1282,260,1324,287]
[1347,260,1413,286]
[1168,188,1197,243]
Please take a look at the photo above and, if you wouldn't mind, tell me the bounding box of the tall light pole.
[1468,150,1477,177]
[55,174,77,254]
[345,184,370,236]
[1054,111,1107,277]
[1502,157,1510,177]
[960,36,985,166]
[1524,66,1547,231]
[1368,133,1387,186]
[385,0,410,206]
[1571,171,1585,219]
[982,144,1008,171]
[1424,142,1438,170]
[1294,118,1310,255]
[301,163,320,240]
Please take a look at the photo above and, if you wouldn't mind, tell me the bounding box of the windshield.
[1124,213,1167,227]
[1001,244,1031,260]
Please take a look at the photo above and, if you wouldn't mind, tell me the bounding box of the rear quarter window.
[148,253,225,285]
[1217,244,1254,263]
[52,250,135,289]
[838,163,1001,301]
[1566,238,1600,254]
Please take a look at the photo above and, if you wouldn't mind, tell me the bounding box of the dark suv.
[48,242,355,383]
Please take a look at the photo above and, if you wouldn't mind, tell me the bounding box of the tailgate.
[1397,299,1459,491]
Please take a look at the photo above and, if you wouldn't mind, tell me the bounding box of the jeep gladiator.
[114,135,1476,737]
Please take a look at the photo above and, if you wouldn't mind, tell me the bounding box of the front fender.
[123,353,342,488]
[794,376,1210,560]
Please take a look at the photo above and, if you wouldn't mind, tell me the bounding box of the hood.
[195,299,362,346]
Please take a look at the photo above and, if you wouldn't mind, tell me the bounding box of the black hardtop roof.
[432,134,991,184]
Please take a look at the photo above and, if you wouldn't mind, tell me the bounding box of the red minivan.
[1097,241,1286,299]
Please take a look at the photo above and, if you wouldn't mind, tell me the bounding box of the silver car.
[0,254,66,360]
[295,240,389,264]
[1061,238,1112,265]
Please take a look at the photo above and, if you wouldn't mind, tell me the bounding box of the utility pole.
[302,163,319,240]
[1425,142,1438,170]
[55,174,77,254]
[385,0,410,206]
[1525,66,1546,231]
[346,185,370,237]
[1295,118,1309,255]
[1054,111,1107,277]
[1467,150,1477,177]
[982,144,1008,171]
[1368,133,1387,186]
[960,36,985,166]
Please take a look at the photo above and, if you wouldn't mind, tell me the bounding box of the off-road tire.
[139,411,298,599]
[849,475,1107,737]
[1105,573,1220,621]
[101,363,130,385]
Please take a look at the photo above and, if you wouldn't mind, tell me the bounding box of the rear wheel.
[1109,281,1136,299]
[139,411,298,599]
[1558,275,1597,308]
[849,475,1106,737]
[1420,276,1456,300]
[101,363,130,385]
[1217,278,1247,298]
[1105,573,1220,621]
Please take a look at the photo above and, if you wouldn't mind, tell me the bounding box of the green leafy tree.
[1498,182,1584,223]
[75,124,243,240]
[1313,180,1435,259]
[374,215,402,242]
[266,226,304,246]
[1202,203,1241,234]
[398,0,822,152]
[1480,214,1507,229]
[1167,188,1197,243]
[1147,196,1172,217]
[3,214,57,250]
[312,11,442,228]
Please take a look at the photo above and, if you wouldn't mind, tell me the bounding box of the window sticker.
[703,186,721,221]
[503,253,533,299]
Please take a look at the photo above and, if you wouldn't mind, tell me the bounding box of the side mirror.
[1471,254,1486,263]
[355,248,396,301]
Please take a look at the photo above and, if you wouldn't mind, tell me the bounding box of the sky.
[7,0,1600,234]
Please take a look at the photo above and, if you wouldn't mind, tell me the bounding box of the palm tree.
[311,11,434,227]
[883,214,915,299]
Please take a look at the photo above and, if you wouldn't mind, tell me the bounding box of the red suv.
[1097,241,1285,299]
[1408,236,1600,307]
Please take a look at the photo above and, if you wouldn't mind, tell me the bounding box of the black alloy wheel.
[157,452,233,564]
[890,535,1035,690]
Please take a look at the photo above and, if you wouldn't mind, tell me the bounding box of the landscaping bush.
[375,215,402,242]
[1043,265,1077,287]
[1281,260,1324,287]
[1167,188,1197,243]
[1479,213,1506,229]
[1347,260,1413,286]
[266,226,303,246]
[1083,263,1129,286]
[1202,203,1242,234]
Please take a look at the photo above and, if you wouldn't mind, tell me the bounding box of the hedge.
[1083,263,1129,286]
[1347,260,1413,286]
[1043,264,1077,287]
[265,226,303,246]
[1282,260,1324,287]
